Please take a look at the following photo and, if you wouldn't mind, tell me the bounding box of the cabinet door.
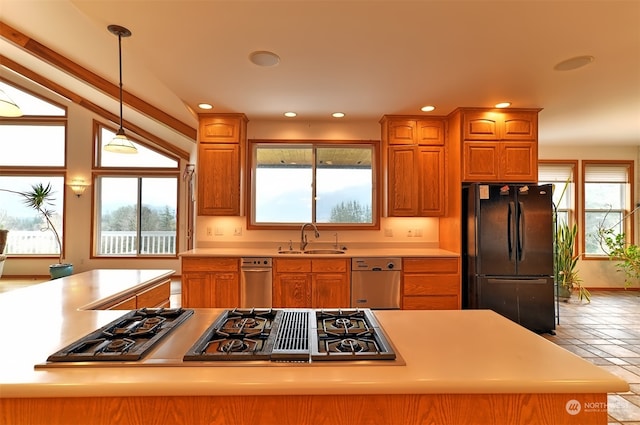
[416,119,445,145]
[181,273,213,308]
[312,273,350,308]
[462,112,500,140]
[462,141,500,181]
[386,119,417,145]
[198,143,240,215]
[211,272,240,307]
[501,112,537,140]
[418,147,445,216]
[137,280,170,308]
[273,274,311,308]
[199,115,243,143]
[499,141,537,182]
[388,145,419,216]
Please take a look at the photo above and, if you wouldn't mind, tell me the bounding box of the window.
[583,161,633,256]
[249,141,378,228]
[94,124,180,257]
[538,161,577,227]
[0,80,67,257]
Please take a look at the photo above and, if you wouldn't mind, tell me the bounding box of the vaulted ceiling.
[2,0,639,148]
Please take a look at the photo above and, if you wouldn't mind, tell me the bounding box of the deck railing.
[3,230,176,255]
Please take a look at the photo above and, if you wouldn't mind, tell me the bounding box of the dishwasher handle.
[241,268,272,273]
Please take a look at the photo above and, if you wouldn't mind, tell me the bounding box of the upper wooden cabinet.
[382,117,445,145]
[199,114,247,143]
[459,109,540,183]
[462,110,538,141]
[382,116,447,217]
[197,114,248,216]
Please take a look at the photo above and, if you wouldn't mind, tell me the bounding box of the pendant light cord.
[117,32,124,131]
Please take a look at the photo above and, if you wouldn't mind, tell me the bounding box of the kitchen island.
[0,269,628,425]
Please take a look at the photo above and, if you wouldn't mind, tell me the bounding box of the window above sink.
[247,140,380,231]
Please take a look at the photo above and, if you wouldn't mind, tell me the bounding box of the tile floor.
[1,277,639,422]
[544,290,640,424]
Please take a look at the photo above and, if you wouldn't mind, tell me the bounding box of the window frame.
[0,80,68,259]
[91,122,181,259]
[581,160,634,259]
[538,160,578,229]
[246,139,381,230]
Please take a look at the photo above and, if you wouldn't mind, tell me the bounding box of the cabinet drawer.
[403,258,459,274]
[106,295,137,310]
[404,275,459,296]
[403,295,458,310]
[275,259,312,273]
[137,280,170,308]
[182,257,239,272]
[311,259,348,273]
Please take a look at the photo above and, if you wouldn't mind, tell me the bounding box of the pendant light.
[0,89,23,117]
[104,24,137,154]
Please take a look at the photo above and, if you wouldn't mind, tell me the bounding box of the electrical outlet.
[206,227,212,237]
[215,227,224,236]
[234,227,243,236]
[415,228,423,237]
[384,228,393,237]
[407,229,413,237]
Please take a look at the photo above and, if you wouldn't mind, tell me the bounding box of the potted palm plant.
[0,183,72,279]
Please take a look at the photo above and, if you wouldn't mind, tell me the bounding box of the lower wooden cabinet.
[106,279,171,310]
[181,257,240,308]
[402,257,460,310]
[273,258,350,308]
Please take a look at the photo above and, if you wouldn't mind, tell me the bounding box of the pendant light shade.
[104,24,137,154]
[0,89,23,117]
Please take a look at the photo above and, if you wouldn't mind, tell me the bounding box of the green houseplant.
[597,205,640,287]
[0,183,72,279]
[555,221,590,302]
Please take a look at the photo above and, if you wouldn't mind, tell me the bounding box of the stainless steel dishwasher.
[351,257,402,309]
[240,257,272,308]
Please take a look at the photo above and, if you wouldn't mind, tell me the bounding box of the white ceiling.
[2,0,640,147]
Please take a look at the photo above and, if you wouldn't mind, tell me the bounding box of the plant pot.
[50,263,73,279]
[0,229,8,254]
[557,283,572,301]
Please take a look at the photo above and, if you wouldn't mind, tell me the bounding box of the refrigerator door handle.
[517,201,525,262]
[508,201,515,261]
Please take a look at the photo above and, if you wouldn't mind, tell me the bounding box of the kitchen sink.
[277,249,346,255]
[303,249,346,254]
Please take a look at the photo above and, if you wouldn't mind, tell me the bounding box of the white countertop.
[0,269,628,398]
[179,246,459,258]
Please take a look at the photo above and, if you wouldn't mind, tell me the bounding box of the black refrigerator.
[463,183,555,333]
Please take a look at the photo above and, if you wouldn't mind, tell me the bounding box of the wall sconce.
[69,179,89,197]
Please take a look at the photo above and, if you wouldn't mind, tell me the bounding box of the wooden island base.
[2,393,607,425]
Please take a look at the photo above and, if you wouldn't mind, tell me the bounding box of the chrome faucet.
[300,223,320,250]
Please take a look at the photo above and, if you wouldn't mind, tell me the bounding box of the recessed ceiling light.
[495,102,511,108]
[198,103,213,110]
[284,112,297,117]
[420,105,435,112]
[332,112,345,118]
[554,55,595,71]
[249,51,280,67]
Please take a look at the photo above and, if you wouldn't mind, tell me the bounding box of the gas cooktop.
[46,308,194,362]
[183,308,397,363]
